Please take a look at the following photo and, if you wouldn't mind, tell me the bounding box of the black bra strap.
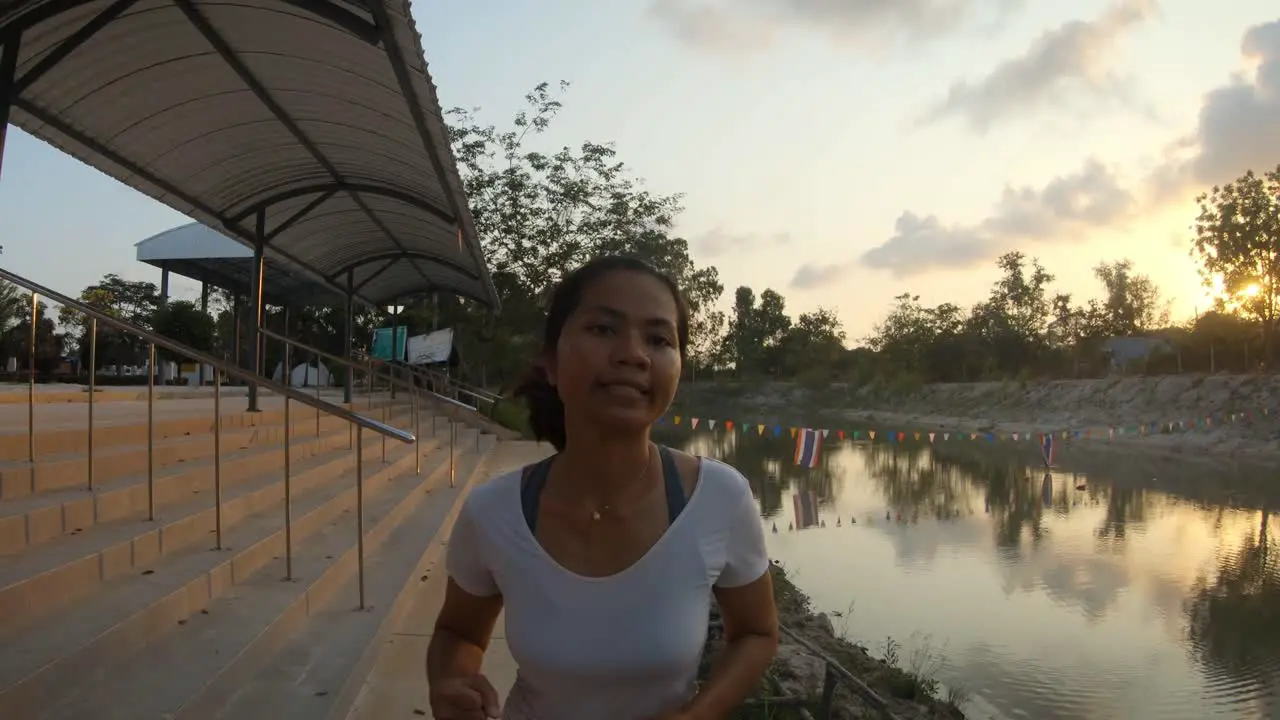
[658,445,687,522]
[520,446,689,535]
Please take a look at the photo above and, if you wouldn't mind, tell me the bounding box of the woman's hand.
[428,674,502,719]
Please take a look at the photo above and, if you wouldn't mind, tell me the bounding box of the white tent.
[271,362,332,388]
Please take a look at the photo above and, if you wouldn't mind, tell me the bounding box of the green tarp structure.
[370,327,408,362]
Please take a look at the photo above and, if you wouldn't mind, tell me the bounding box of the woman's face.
[546,270,682,437]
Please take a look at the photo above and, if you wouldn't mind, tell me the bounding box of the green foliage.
[1193,166,1280,364]
[151,300,216,362]
[443,81,727,385]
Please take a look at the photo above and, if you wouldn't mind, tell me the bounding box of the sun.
[1242,283,1261,297]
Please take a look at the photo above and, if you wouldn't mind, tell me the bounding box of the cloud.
[647,0,1023,53]
[790,159,1136,287]
[690,227,791,258]
[922,0,1157,132]
[1150,19,1280,199]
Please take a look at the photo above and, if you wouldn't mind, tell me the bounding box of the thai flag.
[1040,433,1054,468]
[794,428,822,468]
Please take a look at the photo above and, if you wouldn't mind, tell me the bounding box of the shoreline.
[707,563,966,719]
[673,375,1280,465]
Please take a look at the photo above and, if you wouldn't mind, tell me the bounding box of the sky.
[2,0,1279,340]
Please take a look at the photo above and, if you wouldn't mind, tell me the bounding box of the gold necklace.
[589,444,655,521]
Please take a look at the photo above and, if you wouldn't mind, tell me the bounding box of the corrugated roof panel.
[2,0,497,309]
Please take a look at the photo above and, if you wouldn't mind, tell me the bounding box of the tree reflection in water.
[1184,508,1280,703]
[660,427,1280,714]
[659,428,845,521]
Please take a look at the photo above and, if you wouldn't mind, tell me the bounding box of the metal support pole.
[389,299,399,400]
[0,31,20,182]
[413,391,420,474]
[282,308,293,580]
[159,264,170,305]
[449,406,456,488]
[247,214,266,412]
[314,353,321,437]
[214,371,223,549]
[343,271,354,405]
[147,342,156,521]
[87,318,96,490]
[27,292,36,466]
[356,429,366,609]
[198,280,208,387]
[381,400,387,463]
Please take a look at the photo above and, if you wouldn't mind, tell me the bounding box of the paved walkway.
[346,440,552,720]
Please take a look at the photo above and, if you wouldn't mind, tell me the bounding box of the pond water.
[658,428,1280,720]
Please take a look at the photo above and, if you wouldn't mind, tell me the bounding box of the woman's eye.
[587,324,614,336]
[649,335,673,347]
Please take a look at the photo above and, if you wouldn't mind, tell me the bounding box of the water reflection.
[662,430,1280,719]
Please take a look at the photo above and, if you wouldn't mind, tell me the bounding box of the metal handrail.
[710,617,901,720]
[259,326,476,412]
[2,265,425,611]
[0,268,414,444]
[257,326,481,477]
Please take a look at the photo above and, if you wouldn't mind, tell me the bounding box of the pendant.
[591,510,602,520]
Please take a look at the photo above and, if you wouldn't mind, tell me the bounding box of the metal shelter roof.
[136,222,357,307]
[0,0,499,310]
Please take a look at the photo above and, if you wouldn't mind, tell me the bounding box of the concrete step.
[11,429,482,720]
[0,393,416,462]
[0,410,352,500]
[174,435,490,720]
[0,404,295,462]
[0,429,443,636]
[0,424,356,555]
[0,424,450,718]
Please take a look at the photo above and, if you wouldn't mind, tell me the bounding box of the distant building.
[1101,336,1173,373]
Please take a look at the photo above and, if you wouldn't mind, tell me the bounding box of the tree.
[1193,167,1280,365]
[59,274,160,370]
[152,300,216,363]
[1090,259,1169,336]
[445,81,725,385]
[1,300,61,375]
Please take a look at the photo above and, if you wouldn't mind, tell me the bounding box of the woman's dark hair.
[514,255,690,451]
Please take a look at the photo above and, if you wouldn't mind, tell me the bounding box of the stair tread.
[0,426,350,520]
[197,450,482,720]
[0,436,385,591]
[0,441,422,692]
[36,448,462,720]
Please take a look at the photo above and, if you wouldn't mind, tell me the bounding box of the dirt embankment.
[706,564,964,719]
[676,374,1280,463]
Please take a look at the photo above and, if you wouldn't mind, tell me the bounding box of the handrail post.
[314,353,321,438]
[449,405,456,488]
[214,371,223,550]
[87,318,96,490]
[356,429,366,610]
[147,342,156,521]
[27,291,36,469]
[381,398,387,463]
[818,664,837,719]
[282,314,293,581]
[413,389,420,474]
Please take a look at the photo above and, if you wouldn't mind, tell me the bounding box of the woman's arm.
[426,578,505,683]
[682,572,779,719]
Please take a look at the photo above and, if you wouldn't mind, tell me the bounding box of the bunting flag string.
[655,403,1279,447]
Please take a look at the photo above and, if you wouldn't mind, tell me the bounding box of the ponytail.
[513,362,567,451]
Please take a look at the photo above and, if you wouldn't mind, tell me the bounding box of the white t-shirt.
[445,456,769,720]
